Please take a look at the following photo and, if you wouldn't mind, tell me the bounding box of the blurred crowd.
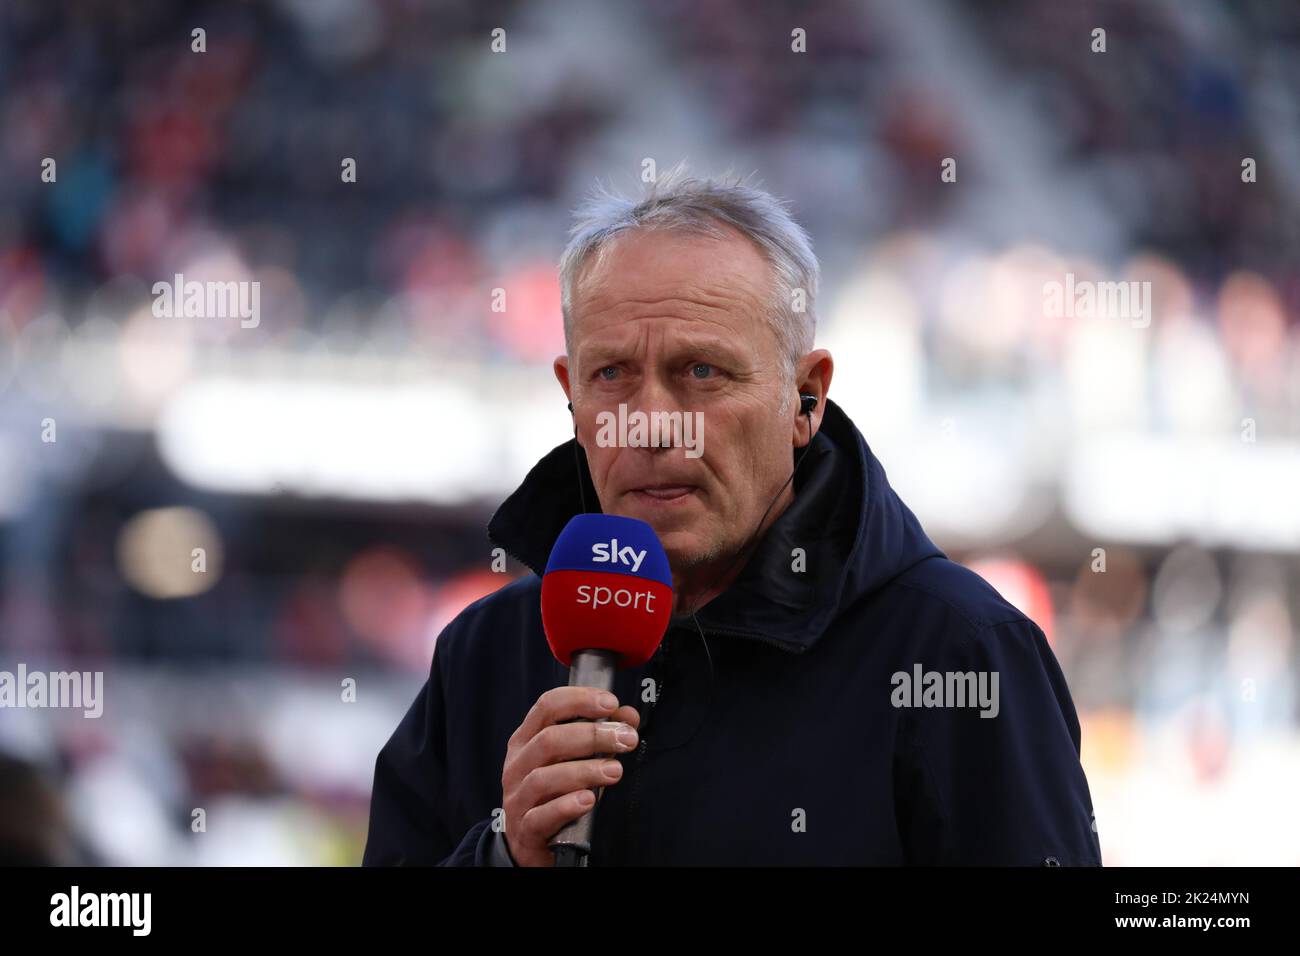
[0,0,1297,865]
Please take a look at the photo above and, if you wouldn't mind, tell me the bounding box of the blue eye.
[691,363,713,379]
[599,366,619,381]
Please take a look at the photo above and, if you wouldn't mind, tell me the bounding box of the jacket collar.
[487,399,944,653]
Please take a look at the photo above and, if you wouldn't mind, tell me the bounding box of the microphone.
[540,513,673,866]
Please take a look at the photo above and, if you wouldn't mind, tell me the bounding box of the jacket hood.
[487,398,945,653]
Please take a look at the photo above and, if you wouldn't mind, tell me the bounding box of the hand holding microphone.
[499,686,642,867]
[499,514,672,867]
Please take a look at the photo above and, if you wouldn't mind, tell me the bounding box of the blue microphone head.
[543,514,672,587]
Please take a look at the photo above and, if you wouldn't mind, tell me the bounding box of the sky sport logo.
[890,664,1000,719]
[591,538,648,573]
[541,514,673,671]
[575,581,660,612]
[578,538,658,610]
[595,403,704,459]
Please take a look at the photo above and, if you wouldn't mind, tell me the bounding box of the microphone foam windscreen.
[541,514,672,667]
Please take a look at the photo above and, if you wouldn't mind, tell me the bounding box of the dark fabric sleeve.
[894,617,1102,866]
[488,827,518,866]
[362,635,499,867]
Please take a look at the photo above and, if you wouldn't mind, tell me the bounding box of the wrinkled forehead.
[570,225,776,333]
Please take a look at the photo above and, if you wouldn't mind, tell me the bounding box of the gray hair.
[558,162,819,381]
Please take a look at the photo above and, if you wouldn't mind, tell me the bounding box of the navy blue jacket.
[363,399,1102,866]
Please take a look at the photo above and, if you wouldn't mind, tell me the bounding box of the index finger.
[512,685,620,746]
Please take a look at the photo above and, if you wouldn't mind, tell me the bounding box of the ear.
[553,355,573,405]
[793,349,833,448]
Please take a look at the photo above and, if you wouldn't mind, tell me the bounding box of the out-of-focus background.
[1,0,1297,866]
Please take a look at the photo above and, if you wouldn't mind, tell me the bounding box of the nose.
[630,369,672,412]
[624,374,679,454]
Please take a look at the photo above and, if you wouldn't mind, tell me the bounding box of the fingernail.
[616,725,638,748]
[577,790,596,806]
[598,692,618,710]
[602,760,622,779]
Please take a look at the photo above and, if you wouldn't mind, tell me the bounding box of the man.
[363,166,1102,866]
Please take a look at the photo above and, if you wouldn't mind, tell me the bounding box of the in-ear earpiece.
[567,401,573,413]
[799,393,818,416]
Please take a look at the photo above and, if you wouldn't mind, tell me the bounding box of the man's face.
[555,226,798,574]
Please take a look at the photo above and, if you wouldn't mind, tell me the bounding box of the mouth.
[628,484,698,504]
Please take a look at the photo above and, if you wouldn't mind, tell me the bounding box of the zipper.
[486,553,807,861]
[623,625,674,859]
[618,619,810,860]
